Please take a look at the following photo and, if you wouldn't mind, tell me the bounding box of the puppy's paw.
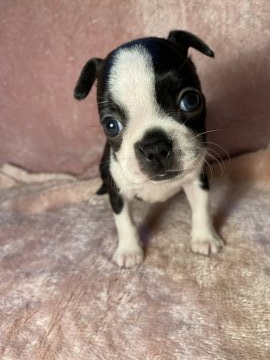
[113,245,144,268]
[191,234,224,256]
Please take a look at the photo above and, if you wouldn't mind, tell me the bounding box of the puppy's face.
[74,32,214,184]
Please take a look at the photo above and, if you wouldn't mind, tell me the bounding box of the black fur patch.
[96,142,124,214]
[109,186,124,214]
[139,39,207,136]
[199,171,209,191]
[97,142,110,194]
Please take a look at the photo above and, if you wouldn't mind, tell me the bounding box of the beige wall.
[0,0,269,176]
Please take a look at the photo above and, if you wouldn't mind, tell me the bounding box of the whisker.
[192,128,224,141]
[178,58,190,72]
[204,141,231,163]
[204,158,213,181]
[97,100,110,105]
[206,150,224,176]
[99,160,111,175]
[206,147,226,171]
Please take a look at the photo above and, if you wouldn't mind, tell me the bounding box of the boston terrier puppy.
[74,30,224,268]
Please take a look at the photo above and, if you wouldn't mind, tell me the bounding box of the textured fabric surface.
[0,0,270,174]
[0,149,270,359]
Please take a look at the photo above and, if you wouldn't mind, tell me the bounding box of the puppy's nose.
[139,142,171,163]
[136,130,172,166]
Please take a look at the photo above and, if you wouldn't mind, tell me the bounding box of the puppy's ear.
[168,30,214,58]
[74,58,103,100]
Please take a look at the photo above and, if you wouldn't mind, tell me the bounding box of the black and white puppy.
[74,30,224,268]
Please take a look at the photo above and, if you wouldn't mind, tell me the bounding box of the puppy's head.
[74,30,214,184]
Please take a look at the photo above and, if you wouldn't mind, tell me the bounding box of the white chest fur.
[110,154,200,203]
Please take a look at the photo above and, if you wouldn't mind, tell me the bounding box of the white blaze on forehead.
[108,45,158,119]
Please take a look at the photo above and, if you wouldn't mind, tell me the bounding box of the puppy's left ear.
[168,30,214,58]
[74,58,103,100]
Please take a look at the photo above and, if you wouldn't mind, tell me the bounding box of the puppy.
[74,30,224,268]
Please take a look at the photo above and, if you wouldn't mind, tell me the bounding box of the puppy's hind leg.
[109,189,143,268]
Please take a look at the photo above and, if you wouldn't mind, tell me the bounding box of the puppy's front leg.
[183,174,224,255]
[110,191,143,268]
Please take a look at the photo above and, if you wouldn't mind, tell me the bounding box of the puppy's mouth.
[151,170,181,182]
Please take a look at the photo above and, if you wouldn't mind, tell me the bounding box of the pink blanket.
[0,149,269,359]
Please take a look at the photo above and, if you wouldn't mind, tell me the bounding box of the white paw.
[191,234,224,256]
[113,245,144,268]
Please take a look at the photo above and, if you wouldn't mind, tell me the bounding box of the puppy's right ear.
[74,58,103,100]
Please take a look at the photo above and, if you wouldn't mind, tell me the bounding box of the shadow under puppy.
[74,30,224,268]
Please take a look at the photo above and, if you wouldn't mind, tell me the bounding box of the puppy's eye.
[180,90,201,112]
[102,116,123,137]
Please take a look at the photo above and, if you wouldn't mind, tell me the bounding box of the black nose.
[136,130,172,166]
[139,142,171,163]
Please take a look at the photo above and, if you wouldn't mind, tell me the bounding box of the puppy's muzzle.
[134,129,178,180]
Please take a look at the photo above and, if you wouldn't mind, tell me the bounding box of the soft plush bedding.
[0,149,269,359]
